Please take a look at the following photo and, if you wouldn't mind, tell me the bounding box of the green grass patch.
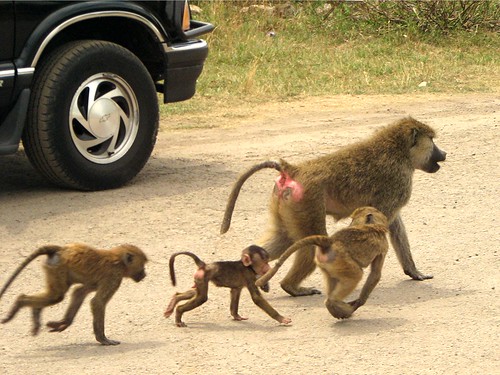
[161,1,499,124]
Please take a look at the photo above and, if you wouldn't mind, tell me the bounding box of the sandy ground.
[0,93,498,375]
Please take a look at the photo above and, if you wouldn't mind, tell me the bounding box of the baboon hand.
[47,320,70,332]
[325,300,354,320]
[279,316,292,325]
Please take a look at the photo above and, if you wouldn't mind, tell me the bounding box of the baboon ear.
[365,213,374,224]
[123,252,134,265]
[241,253,252,267]
[411,128,419,146]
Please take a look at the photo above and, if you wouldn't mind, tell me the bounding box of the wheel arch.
[16,3,171,81]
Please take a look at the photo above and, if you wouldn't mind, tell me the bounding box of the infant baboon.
[256,207,389,319]
[221,117,446,296]
[0,243,148,345]
[164,245,291,327]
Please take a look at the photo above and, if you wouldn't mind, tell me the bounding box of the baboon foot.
[280,283,321,297]
[232,314,249,321]
[164,292,184,318]
[405,268,433,281]
[97,336,120,346]
[176,321,187,327]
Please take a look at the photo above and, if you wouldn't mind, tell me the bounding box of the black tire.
[23,40,159,190]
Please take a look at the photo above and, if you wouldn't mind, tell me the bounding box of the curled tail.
[0,245,61,300]
[255,236,332,287]
[220,161,282,234]
[169,252,206,286]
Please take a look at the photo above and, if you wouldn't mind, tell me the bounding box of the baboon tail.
[255,235,331,287]
[169,252,206,286]
[220,161,282,234]
[0,245,61,300]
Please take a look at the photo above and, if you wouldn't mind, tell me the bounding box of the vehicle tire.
[23,40,159,190]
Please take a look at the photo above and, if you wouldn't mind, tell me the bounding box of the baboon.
[164,245,291,327]
[0,243,148,345]
[221,117,446,296]
[256,207,389,319]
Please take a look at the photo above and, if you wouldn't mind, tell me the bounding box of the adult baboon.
[221,117,446,296]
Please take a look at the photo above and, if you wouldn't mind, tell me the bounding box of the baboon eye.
[126,253,134,264]
[366,213,374,224]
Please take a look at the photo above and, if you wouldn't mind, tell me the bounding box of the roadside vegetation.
[161,0,499,126]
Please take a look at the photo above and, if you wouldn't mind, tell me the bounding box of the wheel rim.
[69,73,139,164]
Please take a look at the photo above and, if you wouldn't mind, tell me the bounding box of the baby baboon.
[221,117,446,296]
[256,207,389,319]
[164,245,291,327]
[0,243,148,345]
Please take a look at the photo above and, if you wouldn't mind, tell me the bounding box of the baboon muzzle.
[425,144,446,173]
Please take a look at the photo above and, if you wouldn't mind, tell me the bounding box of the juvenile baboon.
[221,117,446,296]
[256,207,389,319]
[164,245,291,327]
[0,243,148,345]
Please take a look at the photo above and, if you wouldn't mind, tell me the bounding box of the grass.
[160,1,499,127]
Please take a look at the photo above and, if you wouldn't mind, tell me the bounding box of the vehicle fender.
[16,1,169,68]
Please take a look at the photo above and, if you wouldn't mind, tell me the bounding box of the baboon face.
[131,269,146,282]
[251,253,271,276]
[129,256,147,282]
[242,245,271,276]
[411,134,446,173]
[120,245,148,282]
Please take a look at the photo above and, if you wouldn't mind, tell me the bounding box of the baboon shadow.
[372,280,473,306]
[164,319,293,333]
[332,317,408,336]
[330,279,474,336]
[24,340,168,359]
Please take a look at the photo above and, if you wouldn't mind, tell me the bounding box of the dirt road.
[0,93,498,374]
